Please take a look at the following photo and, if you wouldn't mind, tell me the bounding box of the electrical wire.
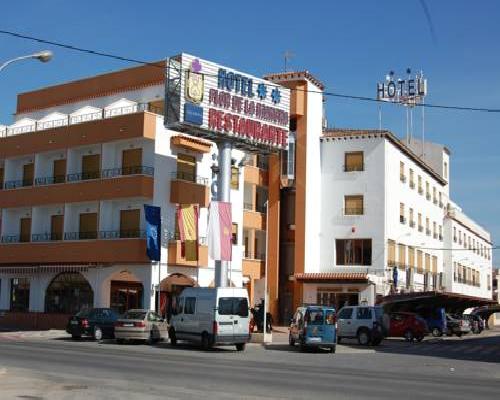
[2,29,500,113]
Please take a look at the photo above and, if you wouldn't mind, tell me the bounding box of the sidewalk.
[0,329,68,341]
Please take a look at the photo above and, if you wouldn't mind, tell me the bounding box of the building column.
[0,278,10,309]
[267,154,280,322]
[249,229,256,259]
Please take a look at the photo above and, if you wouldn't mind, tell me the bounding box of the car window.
[184,297,196,315]
[307,309,324,325]
[356,307,372,320]
[176,298,184,314]
[218,297,249,317]
[151,312,162,321]
[338,308,353,319]
[325,310,335,325]
[101,309,114,319]
[124,311,146,320]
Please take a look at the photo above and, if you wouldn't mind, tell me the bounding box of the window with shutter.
[398,244,406,269]
[387,240,396,267]
[344,152,364,172]
[344,195,364,215]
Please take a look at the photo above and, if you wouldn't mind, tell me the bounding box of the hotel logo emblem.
[185,58,204,104]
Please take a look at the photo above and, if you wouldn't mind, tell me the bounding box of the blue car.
[289,306,337,353]
[419,307,447,337]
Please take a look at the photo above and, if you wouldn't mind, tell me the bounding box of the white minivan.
[169,287,250,351]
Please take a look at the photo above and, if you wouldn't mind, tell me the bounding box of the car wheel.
[201,332,211,351]
[456,332,462,338]
[371,338,382,346]
[357,329,371,346]
[330,345,336,354]
[288,334,295,347]
[431,328,442,337]
[236,343,246,351]
[94,326,103,341]
[169,328,177,346]
[404,330,414,342]
[116,338,125,345]
[416,335,424,342]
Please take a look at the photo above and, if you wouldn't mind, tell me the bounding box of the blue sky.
[0,0,498,262]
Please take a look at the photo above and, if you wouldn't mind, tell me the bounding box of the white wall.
[34,150,67,181]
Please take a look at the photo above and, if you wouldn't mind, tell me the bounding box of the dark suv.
[66,308,120,340]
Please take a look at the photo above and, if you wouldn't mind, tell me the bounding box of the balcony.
[0,173,153,208]
[244,165,268,187]
[0,111,158,160]
[242,259,265,280]
[3,178,34,189]
[0,237,149,264]
[169,172,209,208]
[243,208,266,230]
[167,235,208,267]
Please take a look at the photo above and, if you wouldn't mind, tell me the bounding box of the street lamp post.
[0,50,53,73]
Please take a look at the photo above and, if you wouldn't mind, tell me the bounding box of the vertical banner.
[144,205,161,261]
[177,204,199,261]
[207,201,232,261]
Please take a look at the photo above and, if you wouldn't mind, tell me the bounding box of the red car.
[389,312,428,342]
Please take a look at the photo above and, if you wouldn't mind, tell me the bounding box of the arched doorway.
[159,273,196,321]
[45,272,94,314]
[109,270,144,314]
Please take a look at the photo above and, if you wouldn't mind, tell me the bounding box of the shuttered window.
[398,244,406,269]
[23,163,34,186]
[408,247,415,269]
[122,148,143,175]
[345,195,364,215]
[231,166,239,190]
[336,239,372,266]
[432,256,438,273]
[425,253,431,272]
[417,250,423,272]
[176,153,196,182]
[19,218,31,242]
[120,209,141,238]
[387,240,396,267]
[344,152,363,172]
[82,154,101,180]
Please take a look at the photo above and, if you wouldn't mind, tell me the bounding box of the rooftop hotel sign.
[165,53,290,152]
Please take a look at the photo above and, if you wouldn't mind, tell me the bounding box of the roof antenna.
[284,50,294,72]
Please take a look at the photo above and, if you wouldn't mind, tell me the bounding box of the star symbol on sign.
[257,83,267,100]
[271,88,281,104]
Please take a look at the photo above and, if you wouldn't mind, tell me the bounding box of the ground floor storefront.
[0,263,243,329]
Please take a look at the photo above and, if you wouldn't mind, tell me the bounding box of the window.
[282,131,295,179]
[184,297,196,314]
[417,250,423,272]
[45,272,93,314]
[400,161,406,182]
[418,175,423,194]
[10,278,30,311]
[23,162,34,186]
[120,209,141,238]
[345,151,363,172]
[432,256,438,273]
[398,244,406,269]
[387,240,396,267]
[231,163,239,190]
[325,310,336,325]
[19,217,31,243]
[439,225,442,241]
[418,213,423,231]
[409,208,414,227]
[306,309,324,325]
[426,218,430,235]
[218,297,249,317]
[439,192,443,207]
[400,203,405,224]
[453,227,457,242]
[122,148,143,175]
[409,169,415,188]
[81,154,100,180]
[433,222,437,238]
[425,253,431,272]
[176,298,184,314]
[232,223,238,245]
[444,161,448,180]
[408,247,415,269]
[176,153,196,182]
[356,307,372,320]
[345,195,364,215]
[336,239,372,266]
[338,308,353,320]
[433,187,437,204]
[425,181,430,200]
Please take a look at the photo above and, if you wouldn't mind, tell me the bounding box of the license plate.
[123,323,134,327]
[70,320,78,325]
[309,337,321,343]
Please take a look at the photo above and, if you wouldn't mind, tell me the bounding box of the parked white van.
[169,287,250,351]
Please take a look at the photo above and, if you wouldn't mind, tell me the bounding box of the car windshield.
[123,311,146,320]
[307,309,324,325]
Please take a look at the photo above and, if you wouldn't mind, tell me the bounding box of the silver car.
[114,309,169,344]
[336,305,385,346]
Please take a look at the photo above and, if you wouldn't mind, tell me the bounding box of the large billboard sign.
[165,53,290,153]
[376,70,427,106]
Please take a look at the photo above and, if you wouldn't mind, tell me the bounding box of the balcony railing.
[171,171,209,186]
[31,233,63,242]
[1,235,21,243]
[168,231,208,245]
[4,179,34,189]
[101,166,154,178]
[0,102,162,138]
[98,230,146,239]
[64,231,99,240]
[344,208,364,216]
[34,175,66,185]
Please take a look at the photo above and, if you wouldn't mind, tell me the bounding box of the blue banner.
[144,205,161,261]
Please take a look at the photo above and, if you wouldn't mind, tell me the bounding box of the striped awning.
[294,272,368,282]
[0,265,94,275]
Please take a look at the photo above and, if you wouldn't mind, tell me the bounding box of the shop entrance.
[110,281,143,314]
[317,290,359,310]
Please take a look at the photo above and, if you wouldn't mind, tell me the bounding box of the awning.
[0,265,94,275]
[379,290,496,313]
[294,272,369,284]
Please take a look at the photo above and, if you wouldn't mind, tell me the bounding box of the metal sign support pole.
[214,139,232,288]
